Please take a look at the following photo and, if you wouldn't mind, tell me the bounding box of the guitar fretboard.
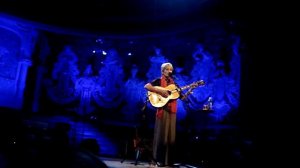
[180,80,204,90]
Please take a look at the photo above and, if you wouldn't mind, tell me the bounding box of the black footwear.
[156,162,166,167]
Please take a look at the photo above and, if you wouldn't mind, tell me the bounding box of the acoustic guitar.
[147,80,205,108]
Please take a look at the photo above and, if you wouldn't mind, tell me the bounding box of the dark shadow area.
[0,105,257,168]
[0,108,108,168]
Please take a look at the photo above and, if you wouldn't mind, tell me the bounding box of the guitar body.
[147,80,205,108]
[147,84,180,108]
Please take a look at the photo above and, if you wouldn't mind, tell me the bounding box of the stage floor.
[101,157,196,168]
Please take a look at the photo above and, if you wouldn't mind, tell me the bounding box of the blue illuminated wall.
[39,34,241,125]
[0,15,242,124]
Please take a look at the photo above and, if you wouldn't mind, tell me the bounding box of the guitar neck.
[180,80,204,91]
[181,84,193,91]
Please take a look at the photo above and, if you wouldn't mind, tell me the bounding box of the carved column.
[15,59,32,108]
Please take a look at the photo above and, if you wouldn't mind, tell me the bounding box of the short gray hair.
[161,62,173,72]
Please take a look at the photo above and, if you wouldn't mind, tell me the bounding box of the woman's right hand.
[159,90,169,98]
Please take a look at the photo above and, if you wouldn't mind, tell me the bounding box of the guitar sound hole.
[167,91,171,95]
